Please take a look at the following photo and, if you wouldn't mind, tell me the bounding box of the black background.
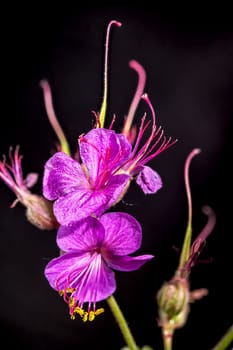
[0,3,232,350]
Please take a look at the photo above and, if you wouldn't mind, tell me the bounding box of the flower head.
[45,212,153,321]
[42,18,177,226]
[0,146,58,230]
[43,128,131,225]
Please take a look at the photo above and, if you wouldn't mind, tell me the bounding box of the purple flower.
[43,96,176,225]
[43,128,132,225]
[45,212,153,321]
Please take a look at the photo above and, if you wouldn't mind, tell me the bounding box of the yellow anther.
[69,297,75,307]
[59,288,75,297]
[74,307,85,317]
[95,308,105,316]
[69,306,104,322]
[88,311,95,322]
[83,312,88,322]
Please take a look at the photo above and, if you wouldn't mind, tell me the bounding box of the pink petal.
[57,217,104,253]
[74,254,116,303]
[136,166,162,194]
[45,252,116,303]
[45,252,91,290]
[107,254,154,271]
[80,128,131,183]
[53,174,130,225]
[43,152,88,200]
[100,212,142,255]
[105,174,130,207]
[53,189,109,225]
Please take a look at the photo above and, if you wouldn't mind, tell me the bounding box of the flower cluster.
[1,17,229,350]
[0,20,176,322]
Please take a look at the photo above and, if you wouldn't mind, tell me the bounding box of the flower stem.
[107,295,138,350]
[162,324,173,350]
[163,335,172,350]
[211,324,233,350]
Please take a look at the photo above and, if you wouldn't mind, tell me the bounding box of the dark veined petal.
[136,166,162,194]
[100,212,142,255]
[53,174,130,225]
[45,252,91,290]
[73,254,116,303]
[43,152,89,200]
[104,173,130,207]
[53,189,109,225]
[57,217,105,253]
[107,254,154,271]
[79,128,131,183]
[45,251,116,304]
[115,133,132,162]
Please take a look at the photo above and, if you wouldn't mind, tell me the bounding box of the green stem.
[162,324,173,350]
[178,222,192,271]
[163,336,172,350]
[211,324,233,350]
[107,295,138,350]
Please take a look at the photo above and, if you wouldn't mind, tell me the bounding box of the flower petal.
[43,152,88,200]
[53,174,130,225]
[44,252,91,290]
[45,252,116,303]
[105,174,130,207]
[53,189,109,225]
[100,212,142,255]
[74,254,116,303]
[107,254,154,271]
[136,166,162,194]
[79,128,131,183]
[57,217,104,253]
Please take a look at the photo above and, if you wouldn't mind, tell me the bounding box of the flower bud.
[24,194,59,230]
[157,278,189,329]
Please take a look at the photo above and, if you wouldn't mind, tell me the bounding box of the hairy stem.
[107,295,138,350]
[211,324,233,350]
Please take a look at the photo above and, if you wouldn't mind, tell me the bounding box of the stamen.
[40,79,71,155]
[142,93,156,127]
[99,20,122,128]
[71,305,104,322]
[122,60,146,137]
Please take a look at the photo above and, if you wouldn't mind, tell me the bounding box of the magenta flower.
[43,94,176,225]
[44,212,153,321]
[43,128,132,225]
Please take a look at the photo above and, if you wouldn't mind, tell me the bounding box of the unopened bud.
[24,194,59,230]
[157,278,189,329]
